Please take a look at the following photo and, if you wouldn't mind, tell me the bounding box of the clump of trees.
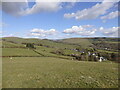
[71,53,99,62]
[110,53,119,62]
[26,43,35,49]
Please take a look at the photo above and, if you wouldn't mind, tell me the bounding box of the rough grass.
[2,37,78,49]
[34,46,73,59]
[2,57,118,88]
[97,49,118,54]
[60,38,92,48]
[2,48,41,56]
[2,41,25,48]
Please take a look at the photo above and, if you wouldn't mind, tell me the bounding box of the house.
[99,57,104,62]
[92,53,95,56]
[88,52,91,55]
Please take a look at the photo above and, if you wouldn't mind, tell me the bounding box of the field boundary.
[1,55,72,60]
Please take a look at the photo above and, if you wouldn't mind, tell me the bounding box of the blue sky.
[1,1,119,39]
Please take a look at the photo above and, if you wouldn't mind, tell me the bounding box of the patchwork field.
[1,37,119,88]
[1,1,119,88]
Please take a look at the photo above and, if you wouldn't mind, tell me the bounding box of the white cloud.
[101,11,120,20]
[20,1,62,16]
[82,25,94,28]
[64,1,116,20]
[99,27,119,37]
[2,1,28,16]
[29,28,58,37]
[63,25,119,37]
[63,25,96,36]
[2,1,62,16]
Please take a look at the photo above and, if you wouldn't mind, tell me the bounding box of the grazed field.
[1,37,119,88]
[2,48,41,56]
[2,57,118,88]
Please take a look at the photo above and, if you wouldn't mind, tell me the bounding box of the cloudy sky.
[1,0,119,39]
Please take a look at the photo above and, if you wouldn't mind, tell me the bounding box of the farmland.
[1,37,119,88]
[2,57,118,88]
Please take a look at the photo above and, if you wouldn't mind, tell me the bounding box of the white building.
[99,57,104,62]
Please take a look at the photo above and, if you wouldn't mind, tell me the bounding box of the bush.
[26,43,35,49]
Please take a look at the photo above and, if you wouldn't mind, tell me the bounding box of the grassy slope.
[1,37,119,88]
[2,57,118,88]
[97,49,118,54]
[2,42,73,59]
[2,37,78,49]
[2,41,25,47]
[34,46,73,59]
[2,48,41,56]
[2,37,119,56]
[59,38,92,48]
[1,40,41,56]
[60,37,119,47]
[35,45,80,56]
[3,37,119,50]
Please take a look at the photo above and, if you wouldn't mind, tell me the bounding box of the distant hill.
[1,37,78,49]
[59,38,93,48]
[2,37,42,44]
[2,37,119,49]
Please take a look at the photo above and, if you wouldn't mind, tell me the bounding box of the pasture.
[1,37,119,88]
[2,57,118,88]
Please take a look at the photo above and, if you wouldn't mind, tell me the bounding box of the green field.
[2,57,118,88]
[59,38,92,48]
[1,37,119,88]
[2,37,78,49]
[2,48,41,56]
[2,41,25,47]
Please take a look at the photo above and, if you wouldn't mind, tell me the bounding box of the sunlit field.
[2,57,118,88]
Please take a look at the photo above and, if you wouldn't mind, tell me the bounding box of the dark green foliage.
[26,43,35,49]
[111,53,116,59]
[110,53,118,62]
[88,54,98,61]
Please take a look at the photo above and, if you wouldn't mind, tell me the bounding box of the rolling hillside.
[2,37,78,49]
[59,38,93,48]
[1,37,119,60]
[1,37,119,88]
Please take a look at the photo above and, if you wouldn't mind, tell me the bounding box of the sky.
[1,0,120,39]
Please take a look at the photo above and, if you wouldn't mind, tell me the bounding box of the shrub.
[26,43,35,49]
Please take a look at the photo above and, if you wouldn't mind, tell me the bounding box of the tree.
[26,43,35,49]
[110,53,117,61]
